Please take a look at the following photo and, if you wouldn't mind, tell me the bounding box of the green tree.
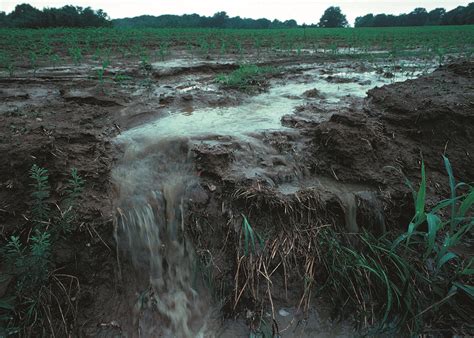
[318,6,348,28]
[9,3,41,27]
[210,11,228,28]
[428,8,446,25]
[406,7,429,26]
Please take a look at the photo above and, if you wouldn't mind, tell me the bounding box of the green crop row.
[0,26,472,70]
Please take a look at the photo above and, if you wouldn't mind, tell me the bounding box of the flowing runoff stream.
[111,64,424,337]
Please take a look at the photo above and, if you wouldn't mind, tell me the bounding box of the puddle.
[119,65,424,145]
[117,82,313,144]
[218,305,354,337]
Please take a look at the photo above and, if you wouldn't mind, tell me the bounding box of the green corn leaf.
[452,282,474,299]
[437,252,457,270]
[459,190,474,218]
[442,156,457,231]
[243,217,249,256]
[449,221,473,249]
[425,213,442,258]
[431,195,464,213]
[242,215,257,255]
[415,161,426,224]
[391,233,409,250]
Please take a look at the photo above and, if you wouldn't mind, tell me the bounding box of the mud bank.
[1,55,472,336]
[166,61,473,336]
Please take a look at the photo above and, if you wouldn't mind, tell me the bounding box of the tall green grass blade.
[459,190,474,218]
[461,268,474,275]
[442,156,457,231]
[431,196,463,213]
[243,217,250,255]
[391,233,408,250]
[242,215,261,255]
[452,282,474,299]
[415,161,426,223]
[425,213,442,258]
[460,258,473,275]
[403,162,427,247]
[437,252,457,270]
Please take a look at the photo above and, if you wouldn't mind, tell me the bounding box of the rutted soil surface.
[0,55,473,336]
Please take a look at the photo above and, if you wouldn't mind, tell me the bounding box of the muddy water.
[278,177,383,233]
[121,66,420,142]
[113,138,211,337]
[111,62,427,337]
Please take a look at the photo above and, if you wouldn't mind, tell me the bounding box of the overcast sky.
[1,1,471,25]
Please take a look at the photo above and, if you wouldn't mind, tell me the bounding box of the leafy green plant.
[113,73,132,86]
[50,53,60,68]
[319,158,473,334]
[68,47,83,65]
[199,38,209,56]
[96,59,109,90]
[139,52,152,73]
[0,53,15,77]
[29,52,38,75]
[219,40,227,58]
[30,164,50,226]
[435,47,446,66]
[159,42,168,61]
[59,168,85,233]
[0,165,84,336]
[186,41,195,59]
[241,215,264,256]
[393,157,473,265]
[216,64,276,92]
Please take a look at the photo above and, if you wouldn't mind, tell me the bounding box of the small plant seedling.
[114,73,132,86]
[1,165,84,334]
[50,53,60,68]
[29,52,38,76]
[159,42,168,61]
[68,47,83,65]
[97,59,110,91]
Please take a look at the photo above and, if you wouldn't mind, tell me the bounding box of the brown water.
[111,62,427,337]
[113,139,211,337]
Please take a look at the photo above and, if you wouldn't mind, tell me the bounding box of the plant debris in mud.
[216,64,277,93]
[199,158,473,336]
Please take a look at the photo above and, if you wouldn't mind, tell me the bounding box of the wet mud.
[0,52,472,336]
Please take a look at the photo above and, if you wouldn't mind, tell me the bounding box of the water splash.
[113,138,210,337]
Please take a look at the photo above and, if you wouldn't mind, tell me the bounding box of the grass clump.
[216,64,276,92]
[225,157,472,336]
[0,165,84,337]
[318,157,473,335]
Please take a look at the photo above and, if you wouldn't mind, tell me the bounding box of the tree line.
[355,3,474,27]
[1,3,473,29]
[113,12,298,29]
[0,3,111,28]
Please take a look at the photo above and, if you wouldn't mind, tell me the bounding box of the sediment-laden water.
[111,62,427,336]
